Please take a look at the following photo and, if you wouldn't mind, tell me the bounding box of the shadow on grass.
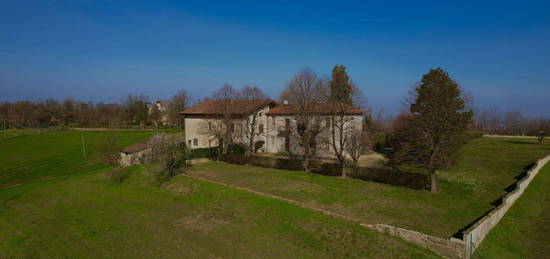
[452,161,536,239]
[503,140,537,145]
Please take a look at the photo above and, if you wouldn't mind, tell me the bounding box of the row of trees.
[0,90,192,129]
[473,108,550,136]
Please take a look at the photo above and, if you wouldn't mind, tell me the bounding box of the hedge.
[348,167,426,190]
[220,154,425,189]
[189,147,220,160]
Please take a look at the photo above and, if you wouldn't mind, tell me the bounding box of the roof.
[267,103,363,116]
[121,143,149,154]
[180,99,275,116]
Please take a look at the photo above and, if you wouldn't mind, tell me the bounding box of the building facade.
[181,99,363,158]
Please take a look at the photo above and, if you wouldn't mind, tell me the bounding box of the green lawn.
[0,131,438,258]
[189,137,550,238]
[473,163,550,258]
[0,130,176,190]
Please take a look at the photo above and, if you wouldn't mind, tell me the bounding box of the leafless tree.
[211,84,240,153]
[169,90,192,128]
[319,81,366,169]
[241,85,267,155]
[283,68,324,172]
[146,133,187,177]
[345,130,371,175]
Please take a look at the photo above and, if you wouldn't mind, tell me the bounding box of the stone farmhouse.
[180,99,363,158]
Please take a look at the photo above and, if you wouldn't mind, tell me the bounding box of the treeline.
[472,108,550,136]
[0,90,192,129]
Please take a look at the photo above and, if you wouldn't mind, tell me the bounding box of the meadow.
[472,163,550,258]
[189,137,550,238]
[0,130,437,258]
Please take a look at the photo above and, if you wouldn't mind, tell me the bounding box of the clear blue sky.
[1,0,549,117]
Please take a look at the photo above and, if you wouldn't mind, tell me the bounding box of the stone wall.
[119,149,150,167]
[362,223,466,259]
[461,154,550,258]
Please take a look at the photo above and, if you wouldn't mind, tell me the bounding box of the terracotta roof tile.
[267,103,362,115]
[181,99,275,115]
[121,143,149,154]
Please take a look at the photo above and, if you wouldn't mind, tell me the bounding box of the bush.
[227,143,247,155]
[146,133,188,177]
[309,161,343,176]
[95,134,119,165]
[189,147,219,160]
[221,154,249,165]
[348,167,426,189]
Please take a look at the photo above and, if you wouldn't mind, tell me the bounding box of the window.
[193,138,198,146]
[271,136,275,145]
[259,124,264,133]
[326,117,331,127]
[208,122,212,131]
[188,140,192,146]
[272,117,276,126]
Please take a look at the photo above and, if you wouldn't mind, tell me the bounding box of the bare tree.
[169,90,192,129]
[284,68,324,172]
[149,104,162,128]
[211,84,240,153]
[241,85,267,155]
[146,133,187,177]
[320,81,366,171]
[345,130,373,175]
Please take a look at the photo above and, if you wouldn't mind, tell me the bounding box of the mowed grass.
[189,137,550,237]
[473,163,550,258]
[0,130,175,190]
[0,131,438,258]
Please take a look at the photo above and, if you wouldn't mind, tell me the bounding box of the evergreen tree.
[392,68,473,193]
[330,65,352,104]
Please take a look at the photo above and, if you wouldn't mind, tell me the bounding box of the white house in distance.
[180,99,363,157]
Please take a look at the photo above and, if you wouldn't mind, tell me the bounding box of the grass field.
[189,137,550,237]
[0,130,177,190]
[0,131,438,258]
[472,163,550,258]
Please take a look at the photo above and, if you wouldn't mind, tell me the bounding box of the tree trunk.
[429,170,437,193]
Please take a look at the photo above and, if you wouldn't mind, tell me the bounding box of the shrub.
[146,133,188,177]
[227,143,247,155]
[348,167,426,189]
[221,154,249,165]
[95,134,119,165]
[189,147,219,160]
[309,161,343,176]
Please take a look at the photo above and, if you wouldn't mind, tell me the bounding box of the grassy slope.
[473,163,550,258]
[0,131,438,258]
[189,137,550,237]
[0,130,173,190]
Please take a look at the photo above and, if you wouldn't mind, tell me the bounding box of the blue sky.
[1,0,549,117]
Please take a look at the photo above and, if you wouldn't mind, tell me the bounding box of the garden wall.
[461,154,550,258]
[363,223,466,259]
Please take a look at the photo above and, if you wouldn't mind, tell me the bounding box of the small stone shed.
[119,143,150,167]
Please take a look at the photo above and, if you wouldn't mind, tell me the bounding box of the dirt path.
[183,173,464,258]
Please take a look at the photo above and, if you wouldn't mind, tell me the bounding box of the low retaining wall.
[363,223,466,259]
[461,154,550,258]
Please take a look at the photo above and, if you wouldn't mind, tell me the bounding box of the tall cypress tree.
[330,65,352,104]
